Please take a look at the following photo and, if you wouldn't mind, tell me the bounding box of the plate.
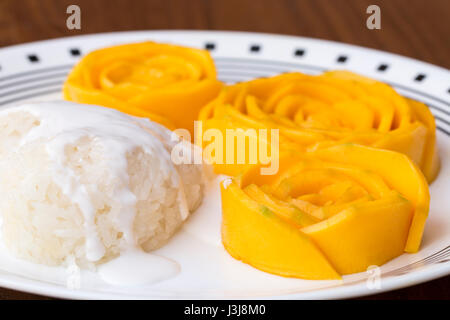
[0,30,448,300]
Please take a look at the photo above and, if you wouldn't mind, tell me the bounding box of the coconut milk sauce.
[0,102,200,285]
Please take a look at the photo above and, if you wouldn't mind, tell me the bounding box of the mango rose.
[64,42,222,133]
[221,144,430,279]
[199,71,439,182]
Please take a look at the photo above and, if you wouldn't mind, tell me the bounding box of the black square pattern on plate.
[70,48,81,56]
[27,54,39,63]
[294,49,305,57]
[250,45,261,53]
[204,43,215,51]
[415,74,426,82]
[336,55,348,63]
[377,64,389,71]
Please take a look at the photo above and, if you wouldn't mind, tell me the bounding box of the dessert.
[64,41,222,134]
[0,102,205,267]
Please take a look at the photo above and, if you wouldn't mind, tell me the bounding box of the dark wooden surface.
[0,0,448,300]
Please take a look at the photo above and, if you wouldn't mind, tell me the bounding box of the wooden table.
[0,0,448,300]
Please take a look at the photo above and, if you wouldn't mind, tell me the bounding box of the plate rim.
[1,29,449,74]
[0,29,448,300]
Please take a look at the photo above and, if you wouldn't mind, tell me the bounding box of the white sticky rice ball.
[0,102,205,267]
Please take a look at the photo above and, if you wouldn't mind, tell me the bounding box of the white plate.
[0,30,448,300]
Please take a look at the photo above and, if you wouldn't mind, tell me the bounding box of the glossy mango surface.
[199,71,440,182]
[64,42,223,133]
[221,144,430,278]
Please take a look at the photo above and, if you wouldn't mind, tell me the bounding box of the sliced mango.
[221,181,340,280]
[64,42,223,134]
[220,144,430,279]
[199,71,440,182]
[302,194,413,274]
[312,144,430,253]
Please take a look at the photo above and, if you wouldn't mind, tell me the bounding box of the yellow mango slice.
[64,42,223,134]
[221,181,340,280]
[302,193,413,274]
[312,144,430,253]
[220,144,430,279]
[243,184,319,227]
[199,71,440,182]
[207,71,436,278]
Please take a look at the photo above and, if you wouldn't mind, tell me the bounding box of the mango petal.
[200,71,439,182]
[220,144,430,279]
[302,194,413,274]
[221,181,340,280]
[64,42,222,134]
[312,144,430,253]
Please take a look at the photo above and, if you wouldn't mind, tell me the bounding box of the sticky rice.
[0,102,204,267]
